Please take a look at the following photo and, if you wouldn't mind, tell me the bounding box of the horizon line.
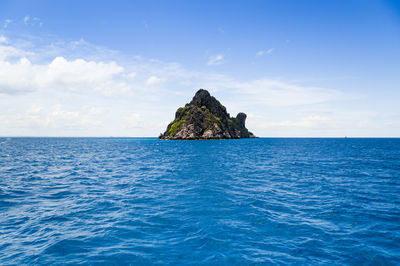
[1,136,400,139]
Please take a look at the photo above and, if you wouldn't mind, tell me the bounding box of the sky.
[0,0,399,137]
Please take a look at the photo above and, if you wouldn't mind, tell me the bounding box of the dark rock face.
[159,89,256,140]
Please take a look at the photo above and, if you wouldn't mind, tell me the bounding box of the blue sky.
[0,0,399,136]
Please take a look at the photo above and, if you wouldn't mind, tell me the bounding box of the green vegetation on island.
[159,89,256,140]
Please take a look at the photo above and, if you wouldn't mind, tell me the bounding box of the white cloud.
[207,54,224,65]
[39,56,128,94]
[257,115,330,128]
[22,16,43,27]
[256,48,274,57]
[146,75,165,86]
[124,113,142,128]
[0,42,130,95]
[26,105,44,115]
[256,51,265,57]
[127,72,137,78]
[0,104,103,133]
[0,36,7,43]
[3,19,12,28]
[85,106,105,116]
[0,44,33,60]
[245,111,384,137]
[1,34,389,137]
[32,17,43,27]
[0,38,344,105]
[229,79,343,107]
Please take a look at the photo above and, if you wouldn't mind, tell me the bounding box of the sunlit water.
[0,138,399,265]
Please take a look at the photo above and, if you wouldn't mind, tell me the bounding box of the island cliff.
[159,89,256,140]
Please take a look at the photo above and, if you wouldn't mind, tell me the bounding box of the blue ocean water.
[0,138,399,265]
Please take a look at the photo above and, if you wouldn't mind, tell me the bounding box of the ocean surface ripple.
[0,138,399,265]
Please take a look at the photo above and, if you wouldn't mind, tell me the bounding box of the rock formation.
[159,89,256,140]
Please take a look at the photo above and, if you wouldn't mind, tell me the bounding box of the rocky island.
[159,89,256,140]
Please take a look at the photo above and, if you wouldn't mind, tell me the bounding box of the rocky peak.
[189,89,228,118]
[159,89,256,140]
[190,89,211,106]
[236,112,247,127]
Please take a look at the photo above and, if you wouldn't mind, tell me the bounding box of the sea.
[0,137,399,265]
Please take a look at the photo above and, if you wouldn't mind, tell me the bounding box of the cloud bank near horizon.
[0,34,397,137]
